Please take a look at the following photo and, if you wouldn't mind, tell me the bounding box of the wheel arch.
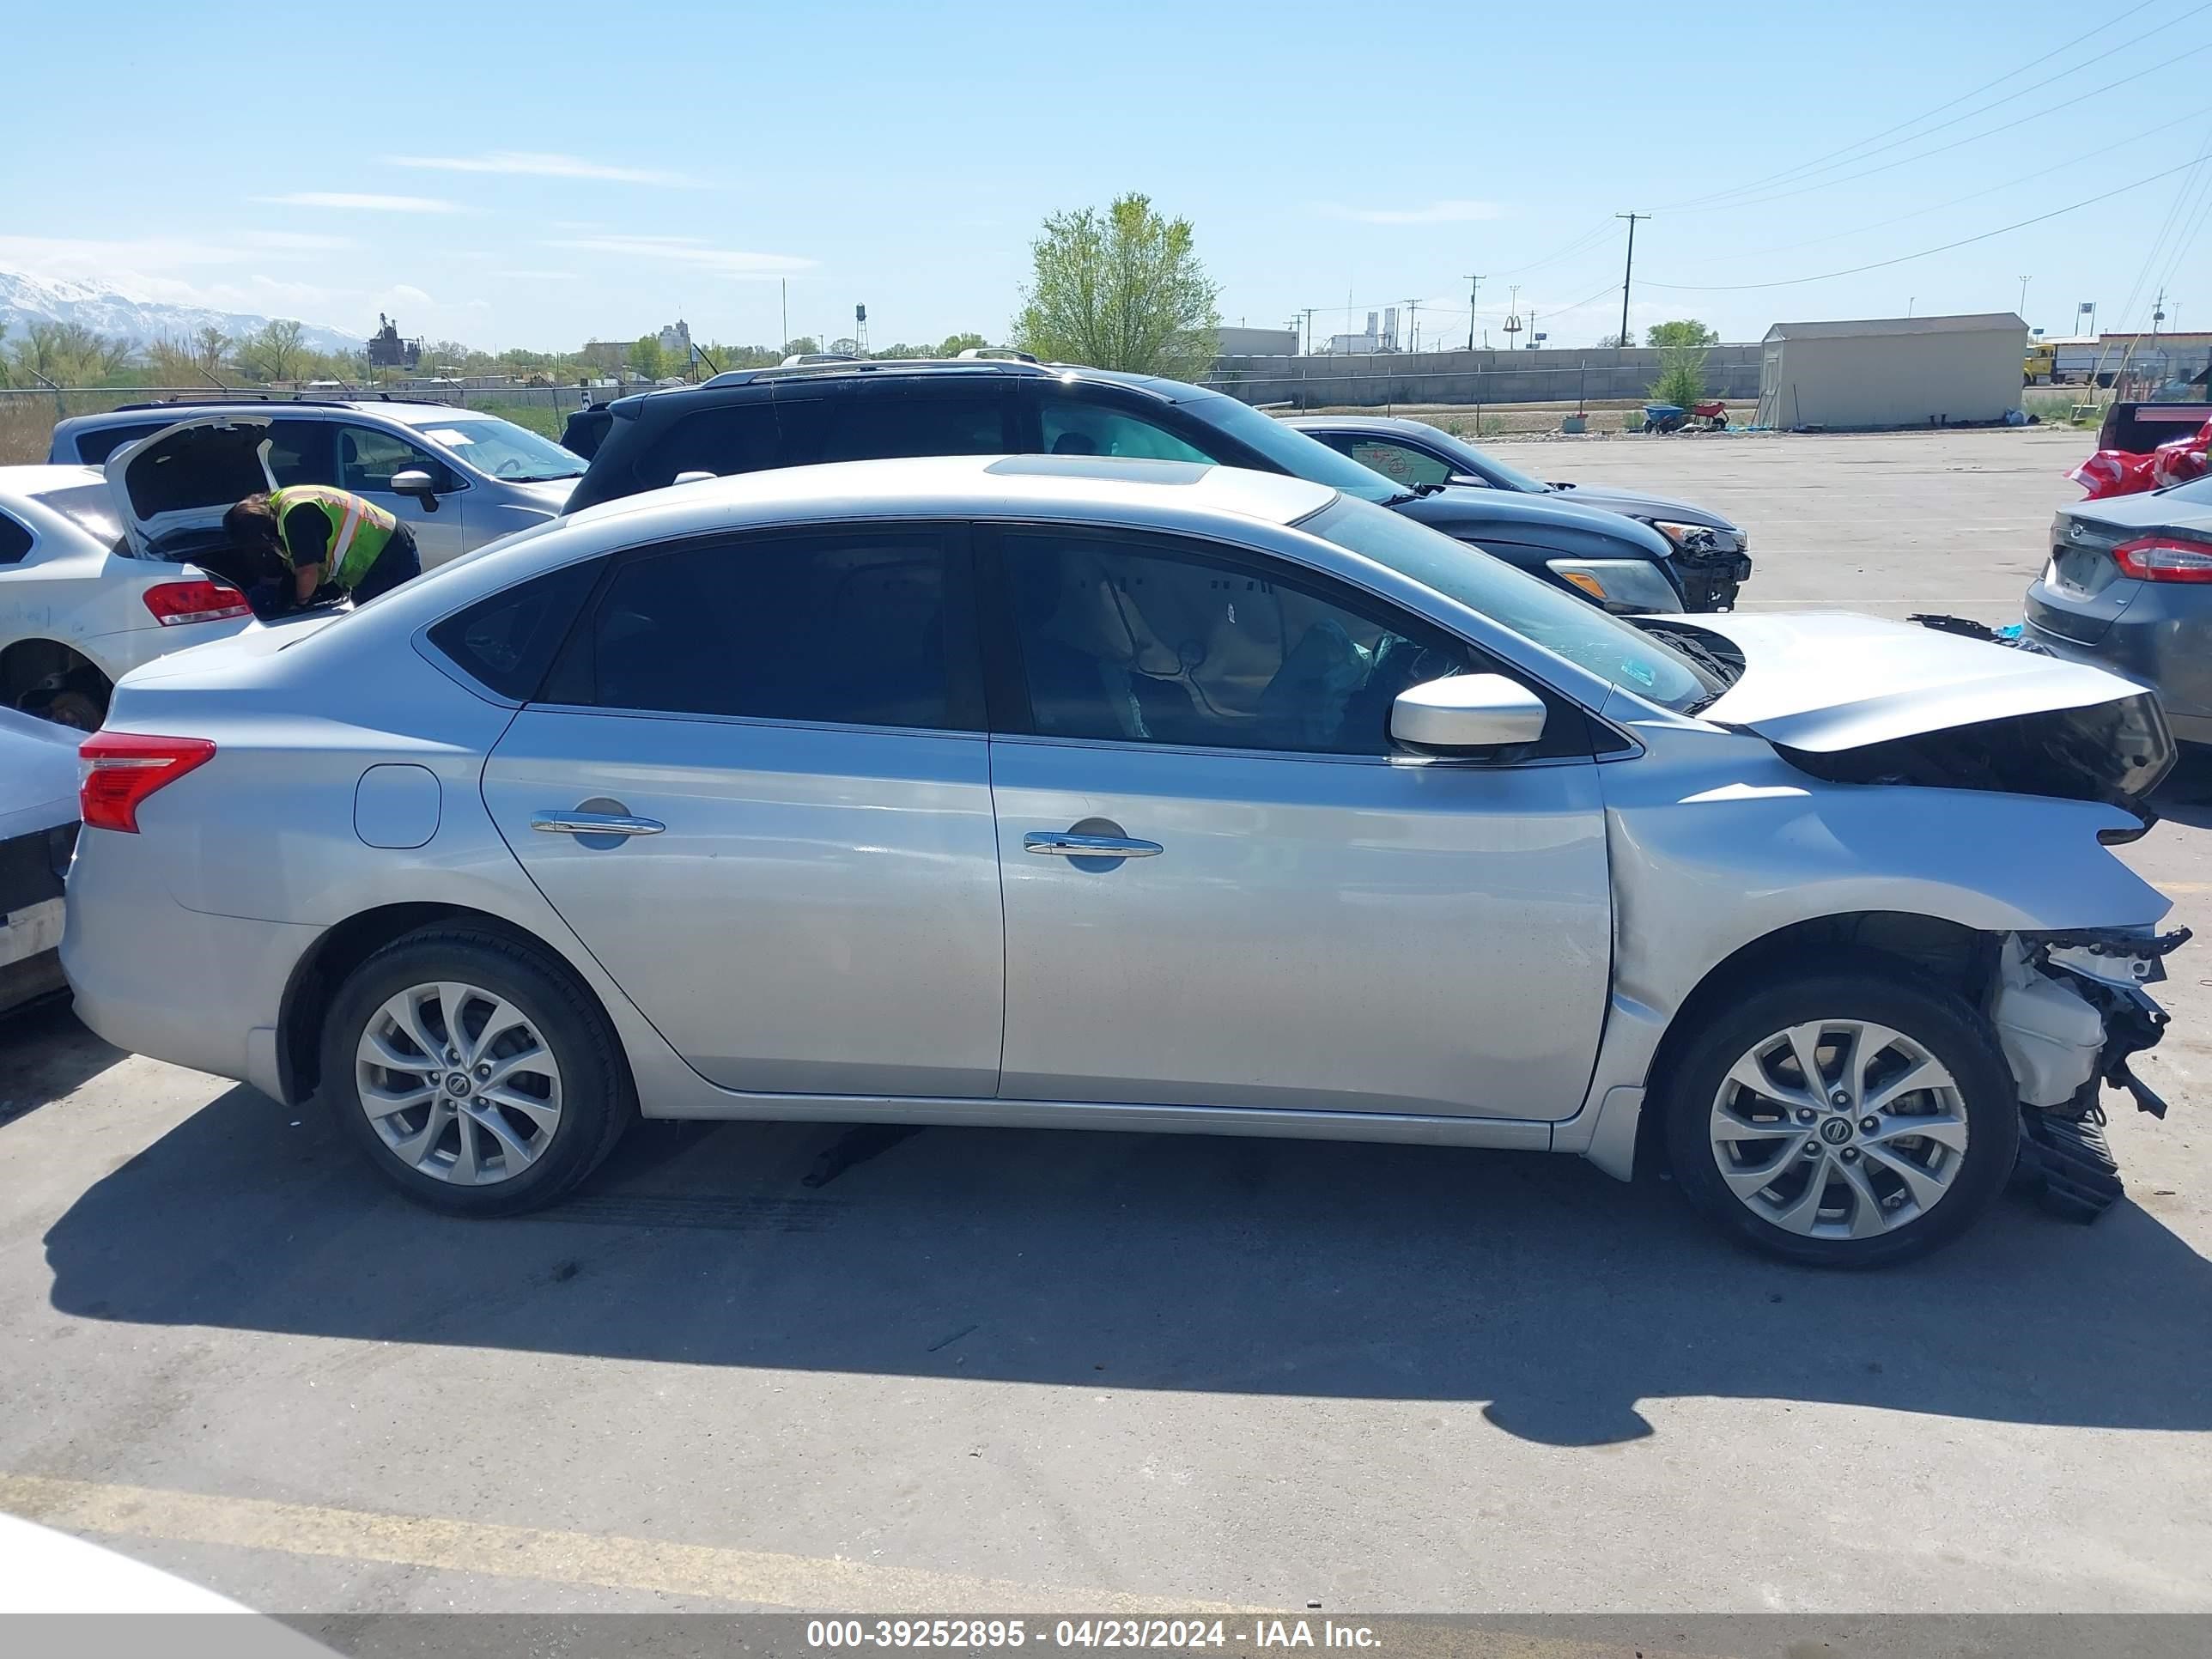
[276,902,632,1107]
[1630,909,1995,1176]
[1,637,113,710]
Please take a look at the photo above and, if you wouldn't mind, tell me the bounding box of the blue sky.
[8,0,2212,352]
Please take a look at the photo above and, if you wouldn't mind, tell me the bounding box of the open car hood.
[105,414,276,557]
[1658,611,2173,816]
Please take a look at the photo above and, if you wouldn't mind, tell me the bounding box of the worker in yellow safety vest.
[222,484,422,609]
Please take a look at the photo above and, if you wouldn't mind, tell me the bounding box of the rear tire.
[321,927,633,1216]
[1662,962,2018,1267]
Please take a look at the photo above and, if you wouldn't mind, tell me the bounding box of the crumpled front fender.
[1554,732,2171,1176]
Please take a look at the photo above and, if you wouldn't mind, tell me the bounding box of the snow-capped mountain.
[0,270,362,356]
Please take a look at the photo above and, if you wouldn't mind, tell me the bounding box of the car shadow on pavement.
[1,1004,128,1128]
[41,1084,2212,1447]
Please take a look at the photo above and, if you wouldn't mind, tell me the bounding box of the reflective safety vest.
[267,485,397,592]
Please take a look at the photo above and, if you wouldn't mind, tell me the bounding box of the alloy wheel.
[355,981,564,1186]
[1708,1019,1970,1239]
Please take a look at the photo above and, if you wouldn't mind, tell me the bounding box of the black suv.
[567,358,1741,613]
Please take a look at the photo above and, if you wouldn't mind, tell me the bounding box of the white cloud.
[385,149,699,187]
[543,234,812,277]
[1317,199,1504,225]
[253,192,461,214]
[0,234,247,276]
[243,230,356,252]
[492,269,581,281]
[391,283,434,305]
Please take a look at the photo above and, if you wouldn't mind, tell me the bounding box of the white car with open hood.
[59,455,2188,1266]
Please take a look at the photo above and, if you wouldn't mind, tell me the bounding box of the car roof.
[562,453,1334,535]
[1284,414,1437,435]
[55,398,465,432]
[619,358,1201,416]
[0,463,107,501]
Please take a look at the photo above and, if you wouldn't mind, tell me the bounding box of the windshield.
[416,417,585,483]
[31,483,127,550]
[1181,394,1404,504]
[1415,424,1549,493]
[1297,495,1723,714]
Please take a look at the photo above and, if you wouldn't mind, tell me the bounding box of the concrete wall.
[1203,344,1764,409]
[1758,327,2026,428]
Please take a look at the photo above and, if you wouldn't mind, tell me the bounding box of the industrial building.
[1754,313,2027,429]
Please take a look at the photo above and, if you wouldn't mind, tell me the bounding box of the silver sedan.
[61,455,2185,1266]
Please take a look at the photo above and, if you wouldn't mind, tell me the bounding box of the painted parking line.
[0,1472,1239,1614]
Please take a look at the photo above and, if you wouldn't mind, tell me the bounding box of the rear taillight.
[2112,534,2212,583]
[142,579,252,626]
[78,732,216,833]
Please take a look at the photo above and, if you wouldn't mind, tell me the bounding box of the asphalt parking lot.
[2,427,2208,1621]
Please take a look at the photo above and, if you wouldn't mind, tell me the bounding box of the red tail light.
[78,732,216,833]
[142,579,252,626]
[2112,533,2212,583]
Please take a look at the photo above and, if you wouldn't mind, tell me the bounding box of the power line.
[1659,101,2212,270]
[1673,38,2212,217]
[1639,152,2212,291]
[1660,0,2200,210]
[1486,220,1617,279]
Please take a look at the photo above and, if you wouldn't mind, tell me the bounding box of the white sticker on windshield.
[425,428,474,446]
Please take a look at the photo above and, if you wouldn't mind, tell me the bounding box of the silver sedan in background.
[62,456,2184,1267]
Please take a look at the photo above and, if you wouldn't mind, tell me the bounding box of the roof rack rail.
[955,347,1039,363]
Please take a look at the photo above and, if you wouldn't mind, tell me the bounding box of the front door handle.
[1023,831,1163,859]
[532,811,665,837]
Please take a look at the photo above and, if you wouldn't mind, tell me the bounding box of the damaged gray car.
[61,457,2185,1267]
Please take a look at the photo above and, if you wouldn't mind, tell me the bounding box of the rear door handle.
[532,811,665,837]
[1023,831,1163,859]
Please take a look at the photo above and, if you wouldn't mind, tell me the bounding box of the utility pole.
[1615,213,1647,349]
[1403,298,1419,355]
[781,278,788,350]
[1300,307,1316,356]
[2018,274,2032,317]
[1463,274,1483,351]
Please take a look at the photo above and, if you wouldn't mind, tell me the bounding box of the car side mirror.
[1391,673,1547,753]
[388,468,440,510]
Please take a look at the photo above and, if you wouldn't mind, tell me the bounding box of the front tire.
[1662,963,2018,1267]
[321,927,633,1216]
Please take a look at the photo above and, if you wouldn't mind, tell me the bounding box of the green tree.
[939,331,988,356]
[1013,191,1220,378]
[235,319,308,382]
[192,325,232,375]
[1646,319,1720,348]
[781,336,820,357]
[1596,331,1634,349]
[1649,342,1709,409]
[626,335,665,380]
[7,320,133,385]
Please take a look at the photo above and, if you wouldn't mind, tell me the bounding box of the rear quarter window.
[426,558,603,701]
[68,422,168,465]
[0,511,33,566]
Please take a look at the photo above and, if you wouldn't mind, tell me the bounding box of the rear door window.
[1035,392,1212,463]
[1345,438,1453,489]
[812,382,1012,463]
[556,526,980,731]
[632,401,781,490]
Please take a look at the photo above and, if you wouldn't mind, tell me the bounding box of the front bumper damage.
[1992,927,2190,1221]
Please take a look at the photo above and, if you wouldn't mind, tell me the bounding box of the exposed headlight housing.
[1647,518,1741,553]
[1545,558,1684,614]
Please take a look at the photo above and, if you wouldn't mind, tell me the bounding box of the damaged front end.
[1990,927,2190,1220]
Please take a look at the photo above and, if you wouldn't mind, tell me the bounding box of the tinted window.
[575,530,969,729]
[1346,439,1452,489]
[262,419,328,486]
[814,387,1009,463]
[337,424,456,492]
[1036,396,1212,463]
[427,558,603,701]
[70,422,167,465]
[1001,531,1472,756]
[633,402,781,490]
[0,511,32,566]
